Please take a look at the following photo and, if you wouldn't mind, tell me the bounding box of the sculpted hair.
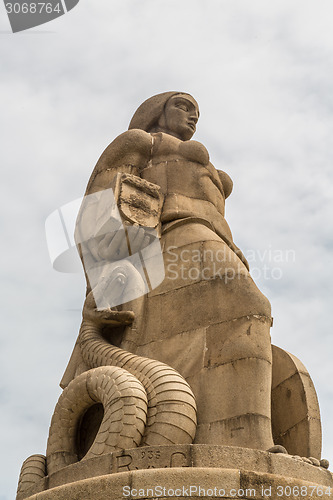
[128,91,195,132]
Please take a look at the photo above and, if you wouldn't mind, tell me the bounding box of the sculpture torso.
[141,132,234,244]
[87,129,235,246]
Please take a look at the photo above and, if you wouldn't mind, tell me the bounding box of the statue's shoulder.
[100,129,152,162]
[217,170,233,199]
[85,130,152,194]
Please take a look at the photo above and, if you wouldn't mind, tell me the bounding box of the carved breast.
[178,139,210,166]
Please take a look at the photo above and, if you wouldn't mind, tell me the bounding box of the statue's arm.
[76,130,153,262]
[217,170,233,199]
[217,169,249,271]
[62,132,154,388]
[85,129,153,194]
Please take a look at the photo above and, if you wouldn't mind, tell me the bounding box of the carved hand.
[97,223,151,261]
[82,290,135,326]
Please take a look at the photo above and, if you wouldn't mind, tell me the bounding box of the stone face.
[17,92,326,498]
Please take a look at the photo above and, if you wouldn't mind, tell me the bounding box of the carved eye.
[176,103,189,112]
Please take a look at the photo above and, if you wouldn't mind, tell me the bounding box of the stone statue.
[16,92,327,500]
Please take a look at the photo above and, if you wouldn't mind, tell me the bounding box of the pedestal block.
[20,445,333,500]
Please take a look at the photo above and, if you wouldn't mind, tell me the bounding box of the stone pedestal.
[20,445,333,500]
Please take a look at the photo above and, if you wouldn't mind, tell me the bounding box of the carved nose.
[189,114,199,124]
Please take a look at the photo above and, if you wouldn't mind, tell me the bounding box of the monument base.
[20,445,333,500]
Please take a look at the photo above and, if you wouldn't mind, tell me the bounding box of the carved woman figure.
[17,92,326,499]
[62,91,275,451]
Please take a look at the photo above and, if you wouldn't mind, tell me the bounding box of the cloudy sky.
[1,1,333,498]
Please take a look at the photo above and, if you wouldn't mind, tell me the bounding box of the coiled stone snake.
[17,288,197,496]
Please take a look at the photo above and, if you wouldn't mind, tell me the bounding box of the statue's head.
[129,91,199,141]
